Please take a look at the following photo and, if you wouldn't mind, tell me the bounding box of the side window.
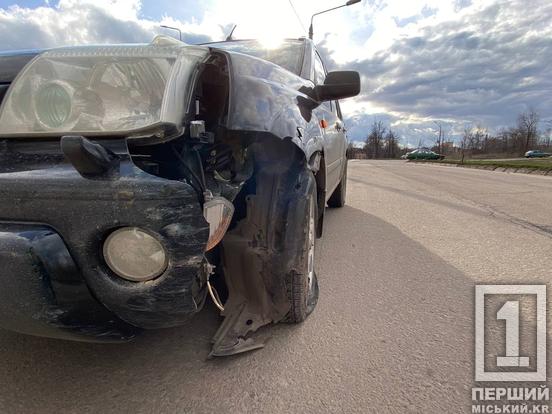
[313,53,332,111]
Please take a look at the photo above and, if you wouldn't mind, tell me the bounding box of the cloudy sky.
[1,0,551,146]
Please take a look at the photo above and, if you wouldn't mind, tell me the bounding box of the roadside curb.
[408,161,552,176]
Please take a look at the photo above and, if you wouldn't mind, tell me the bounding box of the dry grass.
[413,158,552,171]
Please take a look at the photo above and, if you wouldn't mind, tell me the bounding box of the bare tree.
[364,120,386,159]
[460,126,475,164]
[517,109,540,152]
[472,125,487,153]
[541,120,552,150]
[543,127,552,150]
[384,129,400,158]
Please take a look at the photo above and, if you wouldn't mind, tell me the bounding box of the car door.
[312,52,342,196]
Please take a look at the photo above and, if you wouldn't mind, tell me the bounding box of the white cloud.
[0,0,217,49]
[57,0,141,20]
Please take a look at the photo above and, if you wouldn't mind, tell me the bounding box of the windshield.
[206,40,304,75]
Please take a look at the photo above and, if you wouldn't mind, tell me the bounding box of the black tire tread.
[283,174,319,323]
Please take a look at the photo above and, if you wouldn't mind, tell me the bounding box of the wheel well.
[214,138,318,354]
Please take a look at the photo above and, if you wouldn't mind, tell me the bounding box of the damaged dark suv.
[0,36,360,356]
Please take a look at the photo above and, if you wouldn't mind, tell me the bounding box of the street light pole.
[309,0,361,40]
[160,25,182,41]
[433,120,442,155]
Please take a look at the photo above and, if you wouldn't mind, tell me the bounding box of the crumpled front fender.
[220,51,324,163]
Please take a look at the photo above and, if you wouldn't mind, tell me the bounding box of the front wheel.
[284,176,319,323]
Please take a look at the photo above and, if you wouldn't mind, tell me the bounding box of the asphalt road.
[1,160,551,413]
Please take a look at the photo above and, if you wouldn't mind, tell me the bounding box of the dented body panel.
[214,47,344,193]
[223,51,324,157]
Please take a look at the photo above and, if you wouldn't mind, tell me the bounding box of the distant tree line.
[459,109,550,159]
[347,109,551,160]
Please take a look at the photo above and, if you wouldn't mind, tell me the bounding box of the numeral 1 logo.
[496,301,529,367]
[475,285,546,382]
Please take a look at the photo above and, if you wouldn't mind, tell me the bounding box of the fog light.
[103,227,168,282]
[204,195,234,251]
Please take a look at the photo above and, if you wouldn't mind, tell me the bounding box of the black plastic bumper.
[0,139,210,341]
[0,223,137,341]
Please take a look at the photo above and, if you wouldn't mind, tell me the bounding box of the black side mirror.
[314,71,360,102]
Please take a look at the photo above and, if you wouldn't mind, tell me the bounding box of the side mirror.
[314,71,360,102]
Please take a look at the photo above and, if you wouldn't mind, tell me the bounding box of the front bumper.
[0,223,137,341]
[0,139,210,341]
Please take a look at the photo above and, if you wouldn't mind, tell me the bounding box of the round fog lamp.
[103,227,168,282]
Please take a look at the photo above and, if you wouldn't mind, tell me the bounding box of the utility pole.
[434,121,443,154]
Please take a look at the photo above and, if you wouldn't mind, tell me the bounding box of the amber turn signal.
[203,195,235,251]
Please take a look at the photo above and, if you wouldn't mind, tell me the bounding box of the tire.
[284,175,320,323]
[327,160,347,208]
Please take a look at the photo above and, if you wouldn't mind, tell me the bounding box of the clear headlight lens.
[103,227,168,282]
[0,36,208,138]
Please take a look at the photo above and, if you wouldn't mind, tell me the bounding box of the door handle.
[335,122,343,132]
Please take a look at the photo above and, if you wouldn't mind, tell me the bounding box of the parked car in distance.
[525,150,551,158]
[406,149,444,160]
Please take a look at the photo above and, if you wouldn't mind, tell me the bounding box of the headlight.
[103,227,168,282]
[35,82,72,128]
[0,36,208,138]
